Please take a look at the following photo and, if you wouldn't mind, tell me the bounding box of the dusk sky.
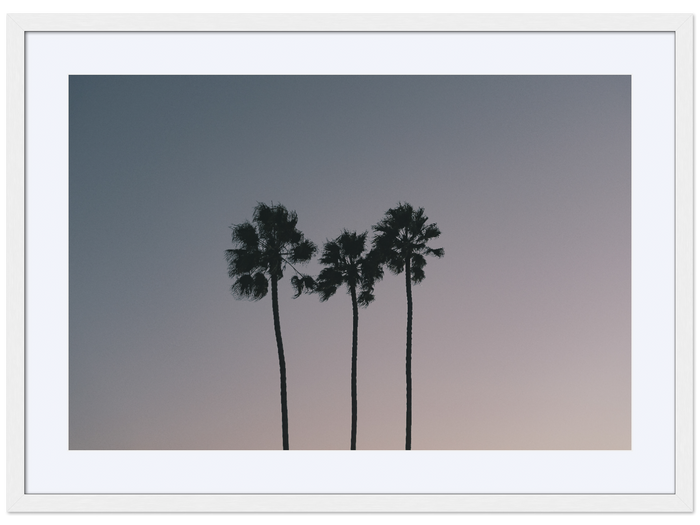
[69,75,630,450]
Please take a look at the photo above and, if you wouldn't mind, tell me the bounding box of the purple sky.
[69,75,630,450]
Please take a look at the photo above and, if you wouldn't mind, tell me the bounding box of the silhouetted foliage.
[371,203,443,450]
[225,202,317,450]
[315,230,383,450]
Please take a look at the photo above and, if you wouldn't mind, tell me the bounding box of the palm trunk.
[404,256,413,450]
[350,284,359,450]
[270,275,290,450]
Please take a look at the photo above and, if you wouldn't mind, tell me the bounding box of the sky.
[69,75,630,450]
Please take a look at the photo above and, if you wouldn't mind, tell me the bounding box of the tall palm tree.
[315,230,382,450]
[225,202,316,450]
[371,203,443,450]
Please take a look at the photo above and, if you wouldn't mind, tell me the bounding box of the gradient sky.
[69,75,630,450]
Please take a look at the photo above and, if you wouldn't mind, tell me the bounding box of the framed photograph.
[6,14,693,512]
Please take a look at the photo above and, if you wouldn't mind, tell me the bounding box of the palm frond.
[319,239,343,266]
[357,288,375,307]
[231,272,268,300]
[291,274,316,298]
[316,266,344,292]
[231,221,259,249]
[338,230,367,258]
[225,247,262,276]
[410,253,427,283]
[290,238,317,263]
[421,222,441,241]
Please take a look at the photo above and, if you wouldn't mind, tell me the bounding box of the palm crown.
[225,202,317,300]
[371,202,444,280]
[315,230,382,307]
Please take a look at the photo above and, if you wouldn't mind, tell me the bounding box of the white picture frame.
[6,13,693,512]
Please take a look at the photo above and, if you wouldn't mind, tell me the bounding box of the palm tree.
[225,202,316,450]
[315,230,382,450]
[371,203,443,450]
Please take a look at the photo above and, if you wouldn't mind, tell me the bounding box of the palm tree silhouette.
[371,203,443,450]
[225,202,316,450]
[315,230,382,450]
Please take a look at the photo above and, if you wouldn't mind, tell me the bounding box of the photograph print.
[69,75,631,451]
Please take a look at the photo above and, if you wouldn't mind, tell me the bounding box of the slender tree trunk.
[404,256,413,450]
[270,275,290,450]
[350,285,359,450]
